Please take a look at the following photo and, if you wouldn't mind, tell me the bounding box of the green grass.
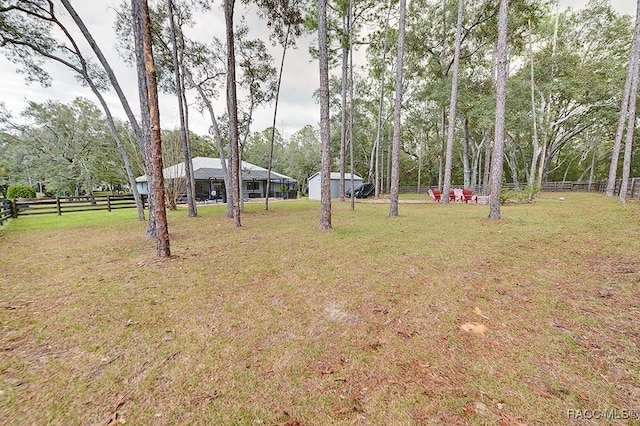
[1,193,639,425]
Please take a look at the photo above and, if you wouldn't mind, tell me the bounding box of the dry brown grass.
[0,193,639,425]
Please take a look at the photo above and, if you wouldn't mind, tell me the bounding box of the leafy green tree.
[9,99,115,196]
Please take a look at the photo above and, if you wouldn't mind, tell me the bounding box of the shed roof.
[307,172,363,182]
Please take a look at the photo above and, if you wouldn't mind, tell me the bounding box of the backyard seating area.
[428,188,477,203]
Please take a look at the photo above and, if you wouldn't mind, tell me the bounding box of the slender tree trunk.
[389,0,407,218]
[348,0,355,211]
[442,0,464,204]
[482,128,491,195]
[166,0,196,217]
[527,19,540,201]
[266,26,292,211]
[418,127,423,193]
[132,0,157,238]
[506,138,519,189]
[225,0,241,227]
[537,7,559,190]
[439,109,444,190]
[386,137,391,193]
[587,143,596,191]
[462,115,471,188]
[619,27,640,203]
[488,0,509,219]
[318,0,332,230]
[136,0,170,256]
[608,0,640,197]
[370,0,392,199]
[339,18,348,202]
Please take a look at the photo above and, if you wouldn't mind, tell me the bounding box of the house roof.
[136,157,296,183]
[307,172,364,182]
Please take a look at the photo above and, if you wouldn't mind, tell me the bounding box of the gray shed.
[307,172,363,200]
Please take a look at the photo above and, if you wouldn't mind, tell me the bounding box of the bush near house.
[6,185,36,199]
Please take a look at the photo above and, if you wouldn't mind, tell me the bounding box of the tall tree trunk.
[132,0,157,238]
[389,0,407,218]
[462,115,471,188]
[369,0,392,199]
[587,143,596,191]
[386,136,391,193]
[619,21,640,203]
[527,19,540,201]
[482,128,491,195]
[442,0,464,204]
[266,26,292,211]
[166,0,196,217]
[225,0,241,227]
[506,137,519,189]
[339,16,349,202]
[537,7,559,190]
[348,0,355,211]
[318,0,332,231]
[135,0,170,257]
[607,0,640,197]
[418,127,423,193]
[438,109,445,190]
[488,0,509,220]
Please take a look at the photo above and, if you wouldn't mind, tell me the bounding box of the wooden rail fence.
[0,199,12,226]
[0,194,142,225]
[403,178,640,199]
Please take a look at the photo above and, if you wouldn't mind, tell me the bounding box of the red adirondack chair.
[428,189,441,202]
[462,188,476,203]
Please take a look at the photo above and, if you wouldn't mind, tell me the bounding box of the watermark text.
[567,409,638,420]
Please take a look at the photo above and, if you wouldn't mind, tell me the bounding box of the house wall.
[138,178,296,201]
[244,180,263,198]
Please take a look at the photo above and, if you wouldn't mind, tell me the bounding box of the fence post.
[11,199,17,218]
[56,197,61,216]
[107,195,111,212]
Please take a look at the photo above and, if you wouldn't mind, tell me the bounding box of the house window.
[247,181,259,190]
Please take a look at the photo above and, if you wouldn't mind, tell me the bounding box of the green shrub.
[6,185,36,199]
[500,187,529,204]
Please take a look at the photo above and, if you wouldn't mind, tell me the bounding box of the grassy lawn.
[1,193,639,425]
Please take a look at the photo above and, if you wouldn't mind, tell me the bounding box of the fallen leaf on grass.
[473,306,490,320]
[532,387,552,399]
[460,322,487,335]
[373,306,388,314]
[499,413,528,426]
[463,404,475,417]
[278,411,301,426]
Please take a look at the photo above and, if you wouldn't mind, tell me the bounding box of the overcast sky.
[0,0,636,139]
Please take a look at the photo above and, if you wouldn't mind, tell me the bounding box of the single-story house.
[136,157,297,201]
[307,172,363,200]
